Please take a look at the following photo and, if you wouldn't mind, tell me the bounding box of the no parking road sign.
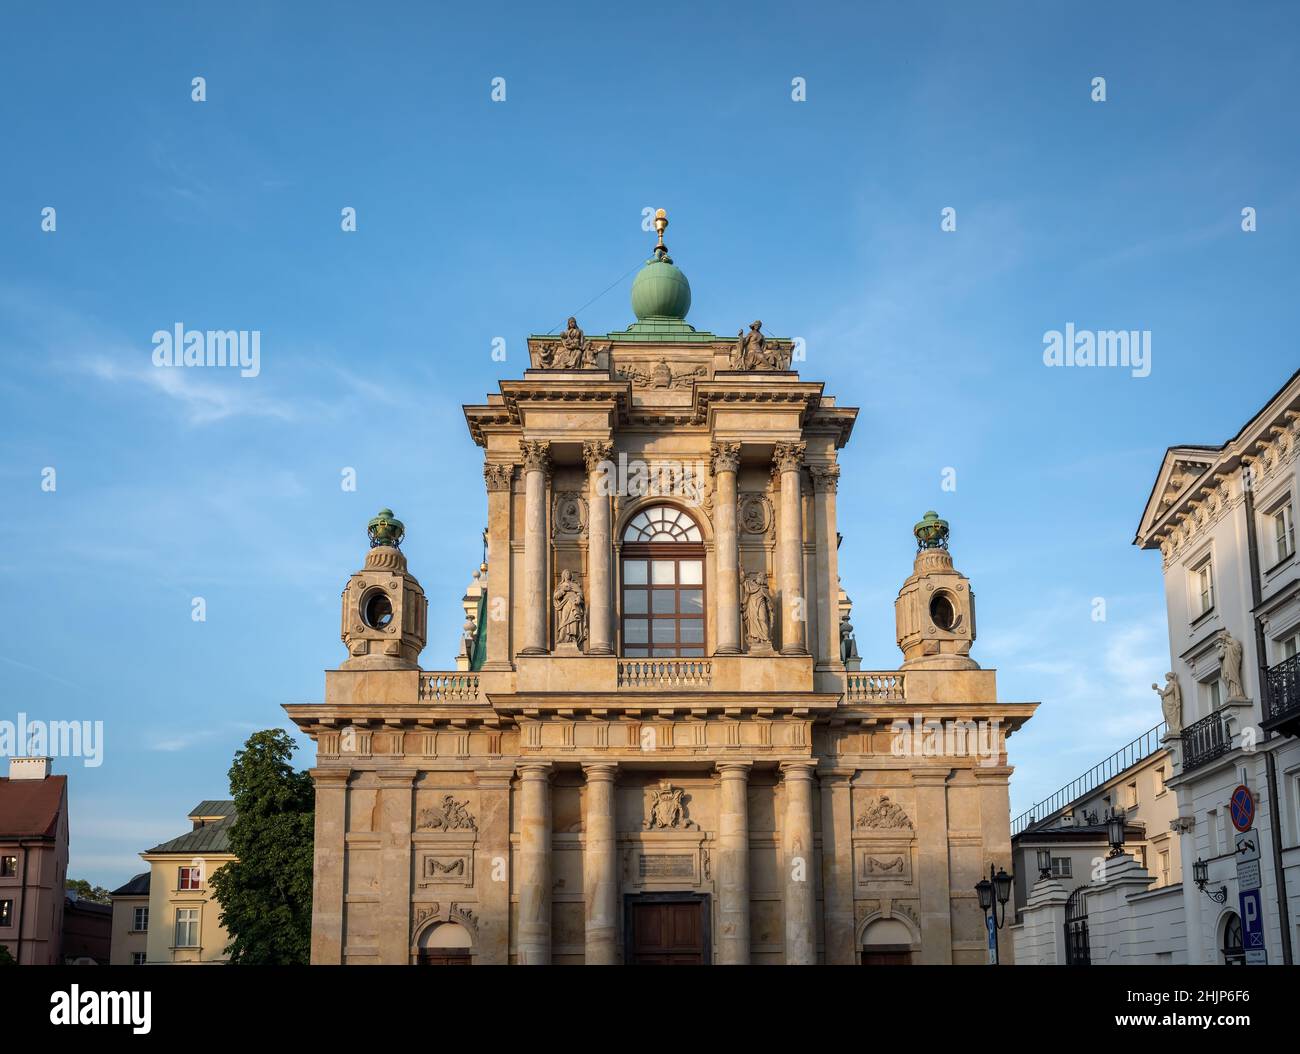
[1230,784,1255,832]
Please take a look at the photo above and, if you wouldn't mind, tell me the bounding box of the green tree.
[65,879,111,904]
[208,728,314,964]
[0,944,15,965]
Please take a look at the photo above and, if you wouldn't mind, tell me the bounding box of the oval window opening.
[362,589,394,630]
[929,593,956,631]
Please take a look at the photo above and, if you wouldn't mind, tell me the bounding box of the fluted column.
[716,761,751,963]
[711,442,742,655]
[584,440,615,656]
[781,761,818,964]
[482,462,515,669]
[516,762,553,964]
[774,441,807,655]
[809,464,841,670]
[520,440,551,655]
[582,762,619,964]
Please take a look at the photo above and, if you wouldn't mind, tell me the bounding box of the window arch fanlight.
[620,503,705,658]
[622,505,703,543]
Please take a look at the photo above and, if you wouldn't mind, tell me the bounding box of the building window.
[178,866,202,891]
[1124,781,1138,809]
[133,906,149,932]
[1192,559,1215,617]
[1159,849,1171,886]
[1271,502,1295,565]
[1281,633,1299,663]
[1050,857,1072,878]
[1154,766,1167,796]
[1203,678,1222,713]
[0,856,15,877]
[131,952,147,966]
[620,505,706,658]
[0,900,12,927]
[174,908,199,948]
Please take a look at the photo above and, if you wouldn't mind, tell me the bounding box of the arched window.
[620,504,705,657]
[1220,912,1244,966]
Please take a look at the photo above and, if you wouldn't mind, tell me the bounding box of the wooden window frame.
[619,541,707,658]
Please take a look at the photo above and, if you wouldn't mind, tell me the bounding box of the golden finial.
[654,208,668,251]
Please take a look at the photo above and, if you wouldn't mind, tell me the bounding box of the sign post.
[1230,786,1267,964]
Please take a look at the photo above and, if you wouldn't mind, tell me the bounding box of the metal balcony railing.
[1182,709,1232,772]
[1011,722,1166,836]
[1266,654,1300,726]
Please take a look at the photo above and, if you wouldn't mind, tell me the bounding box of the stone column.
[476,772,514,964]
[773,441,807,655]
[482,462,515,669]
[818,769,856,964]
[516,762,553,964]
[809,464,842,670]
[716,761,751,963]
[583,441,615,656]
[309,768,349,964]
[1174,811,1203,964]
[781,761,818,964]
[711,443,742,654]
[520,440,551,655]
[582,762,619,964]
[913,770,953,964]
[377,769,416,964]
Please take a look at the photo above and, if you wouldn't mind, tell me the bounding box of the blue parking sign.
[1240,888,1268,965]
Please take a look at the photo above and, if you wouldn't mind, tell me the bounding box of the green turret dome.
[630,208,691,320]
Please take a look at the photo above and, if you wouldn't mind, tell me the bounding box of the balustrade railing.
[418,672,480,702]
[617,658,712,689]
[845,671,906,702]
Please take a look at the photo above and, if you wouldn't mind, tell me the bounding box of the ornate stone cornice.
[483,462,514,492]
[519,440,552,476]
[809,463,840,493]
[582,439,615,474]
[772,441,806,475]
[710,441,741,475]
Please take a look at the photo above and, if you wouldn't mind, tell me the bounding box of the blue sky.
[1,1,1297,886]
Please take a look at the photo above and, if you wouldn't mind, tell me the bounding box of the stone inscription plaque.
[639,854,695,879]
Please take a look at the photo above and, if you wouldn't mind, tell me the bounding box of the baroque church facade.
[284,213,1037,964]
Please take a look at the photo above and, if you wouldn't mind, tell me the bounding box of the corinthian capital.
[582,439,615,474]
[809,464,840,493]
[772,441,806,475]
[520,440,552,475]
[483,462,515,492]
[710,441,741,475]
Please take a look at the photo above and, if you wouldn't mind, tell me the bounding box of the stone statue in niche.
[741,572,774,651]
[644,781,698,830]
[417,795,477,832]
[553,569,586,649]
[1152,672,1183,734]
[856,795,913,830]
[1217,631,1247,701]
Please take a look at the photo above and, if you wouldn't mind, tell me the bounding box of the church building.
[283,212,1037,964]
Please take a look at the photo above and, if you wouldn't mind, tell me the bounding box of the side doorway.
[624,893,711,965]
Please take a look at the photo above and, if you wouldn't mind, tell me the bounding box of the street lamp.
[1036,847,1053,880]
[1107,809,1127,858]
[1192,857,1228,904]
[974,863,1014,964]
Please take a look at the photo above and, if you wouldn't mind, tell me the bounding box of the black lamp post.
[975,863,1014,964]
[1192,857,1228,903]
[1106,809,1127,858]
[1036,847,1053,880]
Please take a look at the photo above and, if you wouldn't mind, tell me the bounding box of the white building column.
[583,440,614,655]
[516,761,553,964]
[711,442,742,654]
[520,440,551,655]
[716,761,751,963]
[1174,812,1204,964]
[781,761,817,964]
[773,441,807,655]
[809,464,841,670]
[582,762,619,964]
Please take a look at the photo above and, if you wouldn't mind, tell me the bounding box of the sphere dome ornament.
[914,510,950,550]
[367,508,405,549]
[631,208,692,321]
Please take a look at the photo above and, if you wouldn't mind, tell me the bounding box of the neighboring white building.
[1133,367,1300,966]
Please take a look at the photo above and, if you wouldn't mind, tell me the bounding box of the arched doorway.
[1220,911,1244,966]
[619,504,705,657]
[416,921,473,965]
[860,917,914,965]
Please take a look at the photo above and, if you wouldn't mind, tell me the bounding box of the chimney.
[8,756,51,780]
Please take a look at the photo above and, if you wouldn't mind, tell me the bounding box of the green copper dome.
[631,208,691,321]
[631,256,691,320]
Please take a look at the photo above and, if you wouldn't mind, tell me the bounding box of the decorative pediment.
[614,357,708,390]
